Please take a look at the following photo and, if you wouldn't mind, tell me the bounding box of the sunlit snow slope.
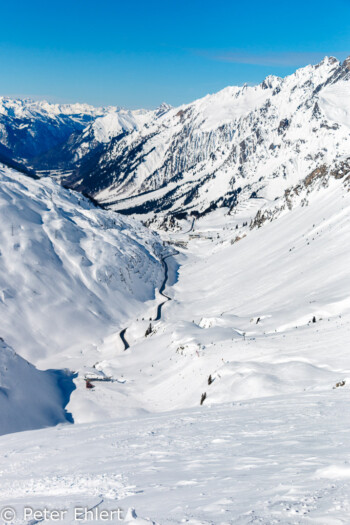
[0,164,164,371]
[1,391,350,524]
[63,162,350,425]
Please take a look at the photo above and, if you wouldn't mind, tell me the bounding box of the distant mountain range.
[1,56,350,221]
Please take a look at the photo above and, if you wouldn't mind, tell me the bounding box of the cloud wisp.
[198,50,344,67]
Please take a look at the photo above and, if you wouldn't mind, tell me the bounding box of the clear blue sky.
[1,0,350,108]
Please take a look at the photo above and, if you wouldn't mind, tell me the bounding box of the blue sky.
[1,0,350,108]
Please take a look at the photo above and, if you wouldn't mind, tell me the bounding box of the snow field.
[1,390,350,524]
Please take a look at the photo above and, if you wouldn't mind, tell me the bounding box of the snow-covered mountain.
[58,56,350,220]
[0,97,113,163]
[2,57,349,224]
[0,164,164,408]
[1,56,350,523]
[30,107,158,175]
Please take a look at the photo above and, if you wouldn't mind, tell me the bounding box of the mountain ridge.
[1,55,350,223]
[55,55,350,220]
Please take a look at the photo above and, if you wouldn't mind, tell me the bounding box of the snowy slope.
[0,338,71,436]
[59,160,350,426]
[319,79,350,129]
[0,164,164,371]
[1,390,350,524]
[91,109,155,143]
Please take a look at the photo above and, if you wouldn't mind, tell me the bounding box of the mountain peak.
[318,55,339,66]
[155,102,172,117]
[342,55,350,70]
[260,75,283,90]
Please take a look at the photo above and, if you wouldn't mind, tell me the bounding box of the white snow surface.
[90,109,154,143]
[1,391,350,524]
[0,164,349,522]
[319,80,350,129]
[0,165,164,371]
[0,339,68,435]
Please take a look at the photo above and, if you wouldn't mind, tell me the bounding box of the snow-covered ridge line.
[0,97,154,164]
[0,96,115,119]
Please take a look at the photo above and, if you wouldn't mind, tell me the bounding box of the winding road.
[119,250,179,350]
[118,218,194,350]
[154,252,178,321]
[119,328,130,350]
[186,218,195,233]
